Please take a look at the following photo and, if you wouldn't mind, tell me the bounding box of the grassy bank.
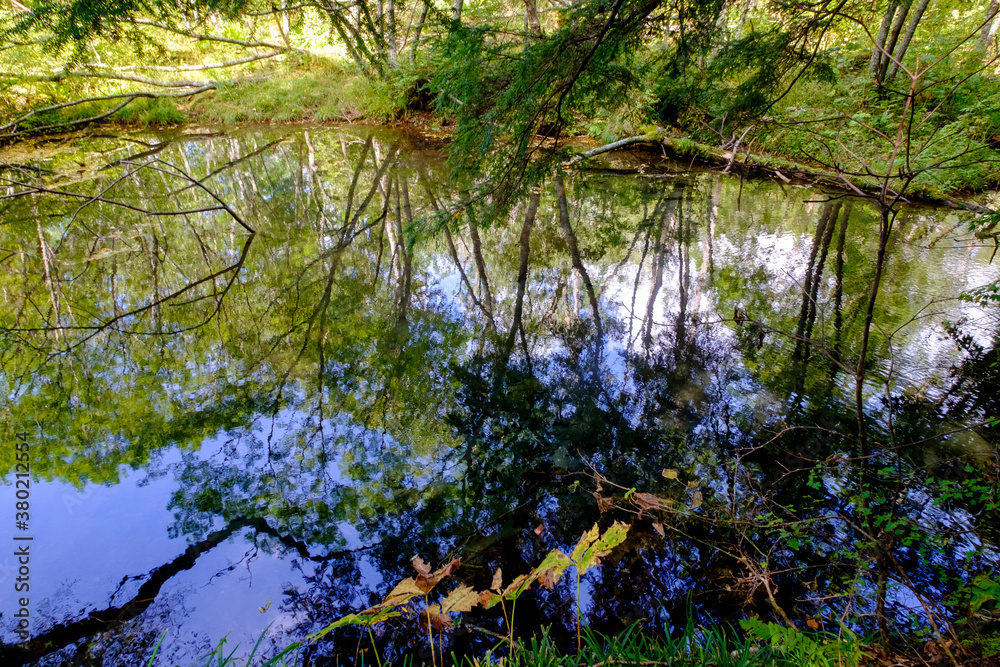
[5,63,1000,204]
[3,11,999,201]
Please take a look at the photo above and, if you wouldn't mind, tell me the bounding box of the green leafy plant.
[308,522,630,665]
[740,619,863,667]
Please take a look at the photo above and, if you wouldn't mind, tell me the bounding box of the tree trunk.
[885,0,929,83]
[524,0,543,37]
[410,0,429,65]
[978,0,1000,54]
[452,0,463,23]
[732,0,756,40]
[869,0,898,78]
[386,0,398,68]
[273,0,292,48]
[876,0,911,84]
[328,10,386,78]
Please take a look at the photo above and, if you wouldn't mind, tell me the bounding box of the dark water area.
[0,126,998,666]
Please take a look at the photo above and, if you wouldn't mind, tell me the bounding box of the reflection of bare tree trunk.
[467,208,495,320]
[504,189,540,361]
[793,201,840,360]
[393,178,412,326]
[385,207,401,281]
[626,197,662,352]
[36,218,63,329]
[642,187,682,350]
[554,170,603,340]
[145,232,164,331]
[831,202,851,359]
[420,173,497,333]
[805,205,839,345]
[700,178,719,293]
[675,195,691,351]
[1,516,357,667]
[855,205,898,644]
[443,225,497,334]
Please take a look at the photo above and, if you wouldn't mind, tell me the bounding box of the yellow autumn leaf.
[441,585,479,613]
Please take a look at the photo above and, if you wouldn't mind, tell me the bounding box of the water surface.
[1,126,998,666]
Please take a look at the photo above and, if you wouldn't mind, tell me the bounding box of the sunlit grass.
[164,620,873,667]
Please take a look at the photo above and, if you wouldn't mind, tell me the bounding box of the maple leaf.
[479,589,501,609]
[501,572,534,601]
[570,524,600,563]
[414,557,461,593]
[412,556,432,577]
[441,585,478,614]
[571,521,629,575]
[533,549,571,590]
[421,604,454,631]
[382,577,424,607]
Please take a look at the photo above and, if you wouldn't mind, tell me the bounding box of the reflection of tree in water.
[1,128,998,664]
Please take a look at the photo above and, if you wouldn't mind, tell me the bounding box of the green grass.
[152,619,872,667]
[189,59,409,125]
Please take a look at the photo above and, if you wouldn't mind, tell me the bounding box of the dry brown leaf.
[383,577,424,606]
[806,619,819,630]
[441,585,478,614]
[652,521,665,536]
[690,489,703,509]
[479,589,500,609]
[412,556,431,577]
[502,572,533,598]
[490,567,503,591]
[415,557,461,593]
[533,523,544,535]
[595,494,614,513]
[632,492,664,511]
[421,604,454,631]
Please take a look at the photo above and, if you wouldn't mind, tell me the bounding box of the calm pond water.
[1,126,998,666]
